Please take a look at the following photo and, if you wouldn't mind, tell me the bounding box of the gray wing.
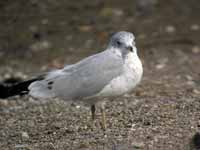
[53,50,124,100]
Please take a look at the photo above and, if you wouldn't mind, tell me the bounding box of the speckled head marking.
[108,31,136,54]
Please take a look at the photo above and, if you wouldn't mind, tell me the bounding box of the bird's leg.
[100,103,107,130]
[91,104,96,120]
[90,104,96,129]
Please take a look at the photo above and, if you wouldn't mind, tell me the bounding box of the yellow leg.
[100,105,107,130]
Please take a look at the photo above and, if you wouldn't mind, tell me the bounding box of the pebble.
[15,144,28,148]
[78,25,92,32]
[155,63,166,70]
[29,25,38,33]
[21,131,29,139]
[78,142,90,149]
[15,72,28,79]
[100,7,124,17]
[0,100,8,107]
[165,25,176,33]
[4,73,11,79]
[192,46,200,54]
[185,75,193,81]
[76,105,81,109]
[0,51,4,57]
[41,19,49,25]
[112,8,124,17]
[30,0,38,5]
[193,89,200,94]
[30,40,51,52]
[136,0,157,14]
[190,24,199,31]
[132,141,145,148]
[186,81,195,86]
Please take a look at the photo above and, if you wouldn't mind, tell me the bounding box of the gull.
[0,31,143,129]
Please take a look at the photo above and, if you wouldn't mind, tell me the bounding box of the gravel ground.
[0,0,200,149]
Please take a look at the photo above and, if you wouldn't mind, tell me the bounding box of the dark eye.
[116,41,121,46]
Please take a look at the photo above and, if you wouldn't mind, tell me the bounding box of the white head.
[108,31,137,56]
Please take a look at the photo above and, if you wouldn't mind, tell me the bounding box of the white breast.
[96,51,143,98]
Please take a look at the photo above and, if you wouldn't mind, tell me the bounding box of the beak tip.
[127,46,133,52]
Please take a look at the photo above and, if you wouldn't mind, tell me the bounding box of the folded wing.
[28,50,124,100]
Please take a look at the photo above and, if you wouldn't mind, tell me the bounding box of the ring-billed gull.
[0,31,143,129]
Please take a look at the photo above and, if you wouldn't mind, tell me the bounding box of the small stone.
[100,7,124,17]
[135,90,143,96]
[4,73,11,79]
[85,39,93,49]
[190,24,199,31]
[186,81,195,86]
[50,59,64,69]
[78,25,92,32]
[155,63,166,70]
[131,124,136,131]
[138,34,146,40]
[192,46,200,54]
[193,89,200,94]
[21,132,29,139]
[78,142,90,149]
[41,65,48,71]
[15,72,28,79]
[124,94,131,98]
[132,141,145,148]
[41,19,49,25]
[76,105,80,109]
[65,35,73,41]
[0,51,4,57]
[112,8,124,17]
[0,100,8,106]
[29,25,38,33]
[84,125,88,129]
[15,144,28,148]
[136,0,157,14]
[185,75,193,81]
[30,0,38,5]
[165,25,176,33]
[30,40,51,52]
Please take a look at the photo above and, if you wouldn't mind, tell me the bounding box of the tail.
[0,77,42,99]
[0,69,64,99]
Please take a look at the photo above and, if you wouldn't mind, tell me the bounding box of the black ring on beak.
[127,46,133,52]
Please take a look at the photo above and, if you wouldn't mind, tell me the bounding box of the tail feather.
[0,69,63,99]
[0,78,41,99]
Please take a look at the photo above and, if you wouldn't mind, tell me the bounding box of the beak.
[127,46,133,52]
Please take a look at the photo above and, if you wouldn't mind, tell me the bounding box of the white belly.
[95,52,143,97]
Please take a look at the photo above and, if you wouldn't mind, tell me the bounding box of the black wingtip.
[0,84,10,98]
[0,77,41,99]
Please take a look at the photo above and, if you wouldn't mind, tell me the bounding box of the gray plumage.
[54,51,123,100]
[28,31,143,105]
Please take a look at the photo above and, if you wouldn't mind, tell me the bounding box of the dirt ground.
[0,0,200,149]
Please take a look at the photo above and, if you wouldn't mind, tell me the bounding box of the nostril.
[127,46,133,52]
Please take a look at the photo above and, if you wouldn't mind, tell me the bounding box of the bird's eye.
[116,41,121,46]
